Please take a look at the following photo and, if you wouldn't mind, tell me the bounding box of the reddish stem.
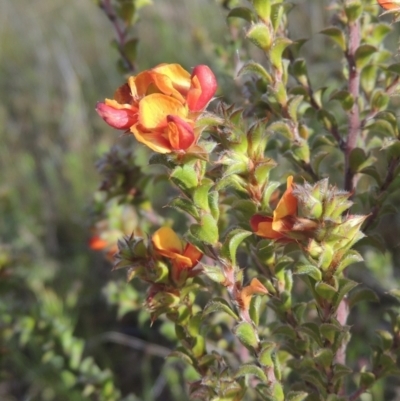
[344,19,361,192]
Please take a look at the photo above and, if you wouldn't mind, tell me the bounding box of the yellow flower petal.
[152,227,183,255]
[131,125,172,153]
[152,63,191,93]
[273,176,297,221]
[139,94,187,129]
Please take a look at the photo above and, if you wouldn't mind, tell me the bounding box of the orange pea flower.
[377,0,400,11]
[89,235,118,262]
[237,278,269,312]
[96,63,217,153]
[250,176,298,240]
[152,227,203,282]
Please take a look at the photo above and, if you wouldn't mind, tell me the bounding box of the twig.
[347,386,367,401]
[99,0,135,72]
[88,331,171,358]
[344,19,361,192]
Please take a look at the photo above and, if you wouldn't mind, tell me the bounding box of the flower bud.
[187,65,217,112]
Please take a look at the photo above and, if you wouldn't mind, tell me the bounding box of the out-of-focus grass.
[0,1,230,399]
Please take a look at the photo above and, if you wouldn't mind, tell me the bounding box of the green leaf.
[273,324,296,339]
[228,7,257,22]
[348,288,379,308]
[202,264,226,284]
[315,348,333,369]
[349,148,376,173]
[259,341,275,366]
[215,174,247,193]
[270,2,285,32]
[375,330,393,351]
[270,37,292,70]
[148,153,175,168]
[231,199,257,220]
[360,166,382,186]
[317,109,339,134]
[221,229,252,265]
[255,160,276,183]
[249,293,262,326]
[333,363,353,381]
[193,179,214,212]
[388,288,400,301]
[252,0,271,21]
[168,349,194,365]
[202,297,238,320]
[355,44,377,69]
[235,363,267,382]
[320,27,346,51]
[170,164,198,192]
[234,321,259,349]
[246,23,273,51]
[368,23,392,46]
[344,1,362,23]
[386,62,400,75]
[237,61,272,83]
[320,323,341,344]
[371,90,390,111]
[299,322,323,346]
[208,190,220,221]
[359,372,376,388]
[294,264,322,282]
[315,281,337,302]
[330,90,354,111]
[123,38,138,64]
[271,382,285,401]
[286,391,308,401]
[333,278,358,310]
[287,95,304,123]
[361,65,378,95]
[268,121,293,139]
[118,2,135,25]
[168,197,200,220]
[190,214,219,244]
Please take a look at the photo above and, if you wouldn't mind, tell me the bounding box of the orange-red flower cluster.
[250,176,298,240]
[96,64,217,153]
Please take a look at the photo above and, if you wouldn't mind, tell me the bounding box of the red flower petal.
[96,102,137,130]
[187,65,217,112]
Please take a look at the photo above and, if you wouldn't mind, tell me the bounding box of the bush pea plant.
[92,0,400,400]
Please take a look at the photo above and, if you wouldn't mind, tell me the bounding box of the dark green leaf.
[202,264,226,284]
[237,61,272,83]
[228,7,257,22]
[202,298,238,320]
[168,197,200,220]
[348,288,379,309]
[221,229,252,265]
[320,27,346,51]
[190,214,219,244]
[235,363,267,381]
[355,44,377,69]
[294,264,322,282]
[330,90,354,111]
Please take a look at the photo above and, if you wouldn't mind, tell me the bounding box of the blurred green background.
[1,0,399,400]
